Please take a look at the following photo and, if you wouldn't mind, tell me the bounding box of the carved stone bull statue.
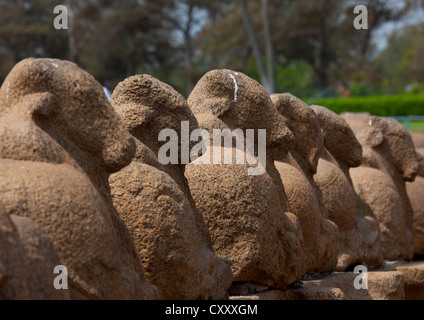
[271,94,339,274]
[0,206,70,299]
[345,115,420,260]
[185,70,306,289]
[312,106,383,270]
[109,74,233,299]
[0,58,158,299]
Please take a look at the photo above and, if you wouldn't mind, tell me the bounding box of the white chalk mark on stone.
[368,119,373,126]
[6,82,10,100]
[228,73,238,102]
[49,59,58,68]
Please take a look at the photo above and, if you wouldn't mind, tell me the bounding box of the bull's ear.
[113,102,155,131]
[21,92,55,117]
[359,124,384,147]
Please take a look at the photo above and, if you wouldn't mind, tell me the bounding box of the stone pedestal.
[229,260,424,300]
[383,260,424,300]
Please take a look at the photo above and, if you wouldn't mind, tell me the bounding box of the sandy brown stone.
[340,112,370,130]
[346,116,420,261]
[315,108,362,169]
[271,94,339,274]
[367,271,405,300]
[351,167,413,260]
[303,270,405,300]
[416,148,424,177]
[384,260,424,300]
[0,207,69,299]
[186,70,306,289]
[231,262,418,300]
[252,283,269,293]
[312,106,383,271]
[230,287,346,300]
[407,177,424,255]
[407,148,424,255]
[411,132,424,149]
[187,70,294,160]
[228,283,256,296]
[0,58,158,299]
[109,74,233,299]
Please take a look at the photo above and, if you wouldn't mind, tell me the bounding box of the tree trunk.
[65,0,78,63]
[262,0,275,93]
[184,3,195,95]
[239,0,271,92]
[317,0,329,89]
[180,2,195,96]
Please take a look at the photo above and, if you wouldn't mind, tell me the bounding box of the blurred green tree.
[0,0,423,96]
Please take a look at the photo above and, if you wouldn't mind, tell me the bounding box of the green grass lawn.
[402,121,424,133]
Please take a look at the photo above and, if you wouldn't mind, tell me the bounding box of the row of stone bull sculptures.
[0,58,423,300]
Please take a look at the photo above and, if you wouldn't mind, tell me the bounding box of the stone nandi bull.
[343,115,420,260]
[109,74,233,300]
[410,132,424,149]
[312,106,383,270]
[406,141,424,255]
[271,94,339,274]
[0,58,158,299]
[0,206,69,299]
[185,70,306,289]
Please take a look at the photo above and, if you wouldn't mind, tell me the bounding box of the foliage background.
[0,0,424,116]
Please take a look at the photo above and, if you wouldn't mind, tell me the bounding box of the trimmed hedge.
[308,94,424,116]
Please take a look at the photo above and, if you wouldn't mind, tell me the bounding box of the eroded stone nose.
[267,126,295,161]
[403,161,420,182]
[349,140,363,167]
[102,130,136,173]
[270,115,295,149]
[271,127,294,151]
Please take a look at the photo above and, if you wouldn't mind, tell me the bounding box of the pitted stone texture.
[416,149,424,177]
[303,271,405,300]
[0,207,69,300]
[407,177,424,255]
[0,58,158,299]
[340,112,371,135]
[411,132,424,149]
[312,106,383,271]
[384,260,424,300]
[272,94,340,274]
[230,287,346,300]
[110,74,233,299]
[346,115,420,261]
[186,70,306,289]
